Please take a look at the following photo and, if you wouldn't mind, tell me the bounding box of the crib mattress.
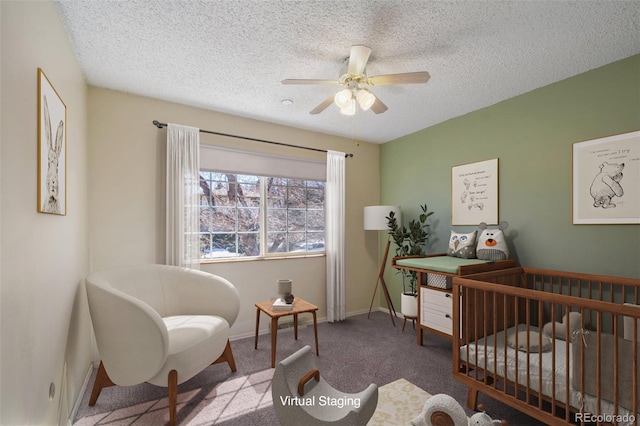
[460,325,637,425]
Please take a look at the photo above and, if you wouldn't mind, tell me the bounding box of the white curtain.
[166,123,200,269]
[326,150,346,322]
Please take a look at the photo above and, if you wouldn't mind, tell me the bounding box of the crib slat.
[633,311,637,425]
[580,307,586,426]
[564,304,570,424]
[503,289,508,399]
[483,289,489,387]
[613,318,619,421]
[550,303,556,417]
[539,299,545,411]
[492,292,505,389]
[596,314,602,424]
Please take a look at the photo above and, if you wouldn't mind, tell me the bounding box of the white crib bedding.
[460,324,638,425]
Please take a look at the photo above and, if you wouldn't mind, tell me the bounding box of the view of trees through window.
[199,171,325,259]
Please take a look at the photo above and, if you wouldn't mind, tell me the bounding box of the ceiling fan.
[282,45,430,116]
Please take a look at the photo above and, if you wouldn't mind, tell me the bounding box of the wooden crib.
[452,267,640,426]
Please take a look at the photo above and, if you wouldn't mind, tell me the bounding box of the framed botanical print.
[37,68,66,215]
[572,130,640,224]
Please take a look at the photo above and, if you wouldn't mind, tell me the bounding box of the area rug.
[73,374,431,425]
[368,378,432,425]
[73,368,276,425]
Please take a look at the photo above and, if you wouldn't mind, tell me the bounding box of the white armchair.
[85,265,240,425]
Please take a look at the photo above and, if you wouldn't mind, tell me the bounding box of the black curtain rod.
[152,120,353,158]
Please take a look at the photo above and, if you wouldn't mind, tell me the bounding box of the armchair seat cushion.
[148,315,230,386]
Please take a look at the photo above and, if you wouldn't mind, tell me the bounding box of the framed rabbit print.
[37,68,66,215]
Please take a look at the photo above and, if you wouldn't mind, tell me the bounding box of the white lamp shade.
[364,205,401,230]
[334,88,353,109]
[340,98,356,116]
[356,89,376,111]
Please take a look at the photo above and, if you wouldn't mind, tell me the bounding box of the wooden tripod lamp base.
[364,205,401,327]
[367,235,397,326]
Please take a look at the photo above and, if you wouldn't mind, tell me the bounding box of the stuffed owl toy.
[476,221,509,261]
[447,231,477,259]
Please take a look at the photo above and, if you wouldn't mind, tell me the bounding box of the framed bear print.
[572,130,640,224]
[37,68,66,215]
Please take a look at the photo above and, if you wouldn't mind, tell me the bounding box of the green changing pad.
[395,256,491,274]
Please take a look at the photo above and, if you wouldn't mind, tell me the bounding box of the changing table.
[392,254,516,345]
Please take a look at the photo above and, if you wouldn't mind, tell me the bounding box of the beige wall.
[1,1,91,425]
[88,87,382,338]
[0,3,379,423]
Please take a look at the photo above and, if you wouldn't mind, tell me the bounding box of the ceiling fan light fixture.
[282,45,430,116]
[334,88,353,109]
[340,99,356,116]
[356,89,376,111]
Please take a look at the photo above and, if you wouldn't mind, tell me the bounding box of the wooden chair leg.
[168,370,178,426]
[89,361,115,406]
[213,340,237,372]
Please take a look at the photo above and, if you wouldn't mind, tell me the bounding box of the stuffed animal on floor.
[476,221,509,261]
[411,395,505,426]
[411,394,467,426]
[470,409,506,426]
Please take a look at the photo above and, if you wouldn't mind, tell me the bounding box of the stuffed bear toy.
[476,221,509,261]
[469,410,505,425]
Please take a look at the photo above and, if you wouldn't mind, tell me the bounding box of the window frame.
[199,171,326,262]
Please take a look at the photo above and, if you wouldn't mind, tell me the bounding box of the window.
[199,171,325,259]
[266,177,325,254]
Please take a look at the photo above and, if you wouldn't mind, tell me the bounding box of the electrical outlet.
[49,382,55,401]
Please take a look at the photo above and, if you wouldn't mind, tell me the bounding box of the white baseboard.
[230,315,330,341]
[68,363,95,425]
[376,305,406,319]
[229,306,394,341]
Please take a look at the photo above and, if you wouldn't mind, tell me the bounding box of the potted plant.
[386,204,433,317]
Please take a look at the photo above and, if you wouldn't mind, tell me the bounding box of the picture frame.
[572,130,640,224]
[37,68,66,215]
[451,158,499,225]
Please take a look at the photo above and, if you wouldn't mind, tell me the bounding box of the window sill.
[200,252,325,265]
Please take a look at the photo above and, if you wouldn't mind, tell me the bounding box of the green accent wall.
[380,55,640,309]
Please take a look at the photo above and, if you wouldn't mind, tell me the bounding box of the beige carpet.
[73,374,431,425]
[368,378,431,425]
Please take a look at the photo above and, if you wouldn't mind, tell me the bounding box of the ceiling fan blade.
[347,45,372,76]
[370,97,388,114]
[281,79,339,85]
[367,71,431,86]
[310,96,335,115]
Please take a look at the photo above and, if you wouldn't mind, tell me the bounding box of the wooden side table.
[254,298,319,368]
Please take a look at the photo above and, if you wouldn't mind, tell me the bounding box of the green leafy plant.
[386,204,434,295]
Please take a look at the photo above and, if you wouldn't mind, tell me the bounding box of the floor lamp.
[365,205,401,326]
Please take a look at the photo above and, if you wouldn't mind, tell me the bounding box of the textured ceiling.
[56,1,640,144]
